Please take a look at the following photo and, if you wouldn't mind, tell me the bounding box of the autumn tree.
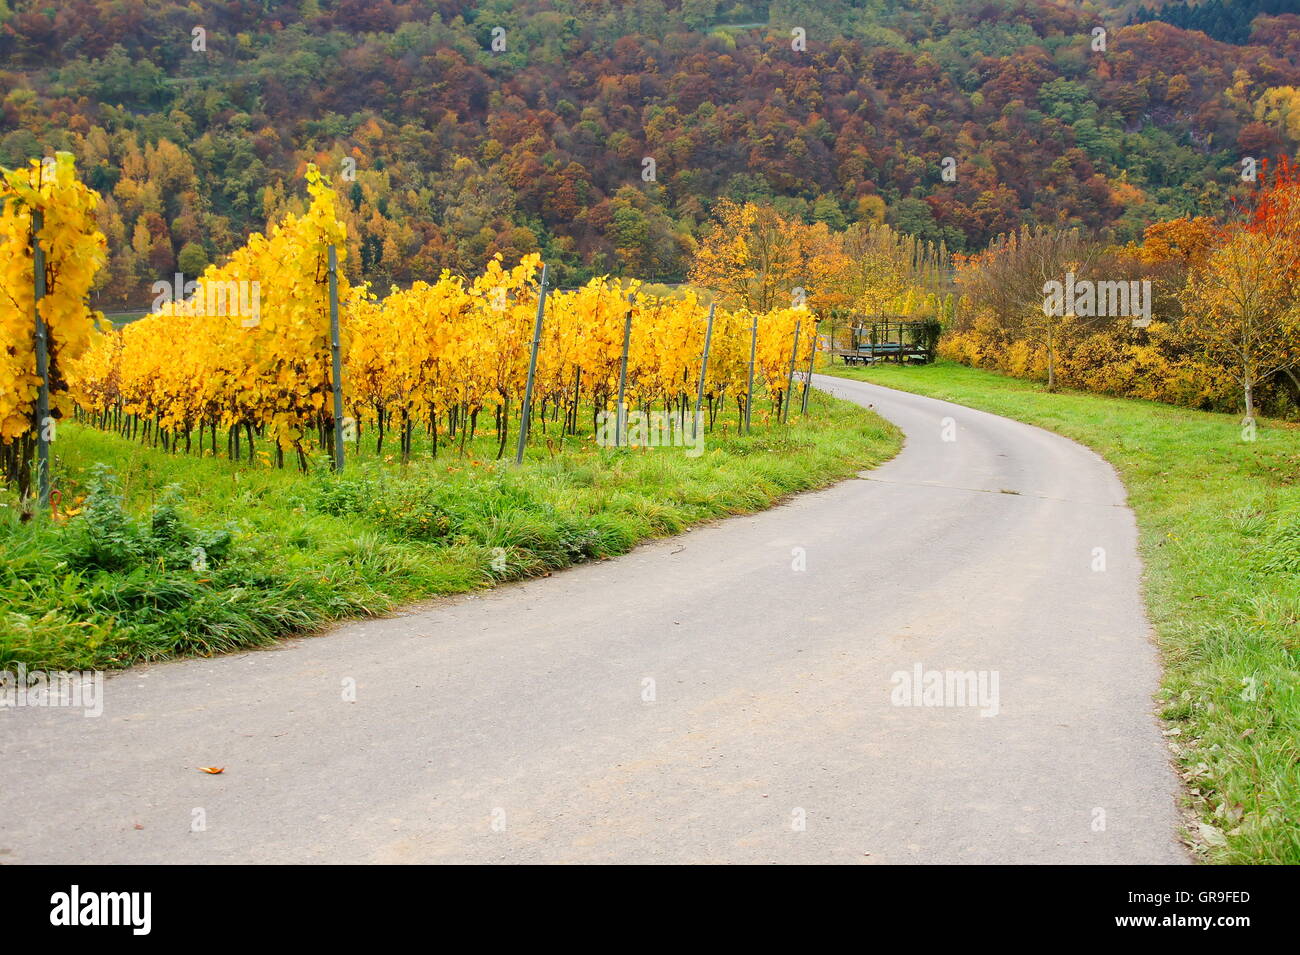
[957,226,1099,391]
[1181,229,1300,421]
[840,222,948,318]
[690,200,820,313]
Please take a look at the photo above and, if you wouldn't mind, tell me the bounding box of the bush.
[941,306,1289,416]
[67,466,234,574]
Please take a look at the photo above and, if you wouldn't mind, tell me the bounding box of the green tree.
[176,242,210,277]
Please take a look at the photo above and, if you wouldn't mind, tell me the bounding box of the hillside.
[1,0,1298,308]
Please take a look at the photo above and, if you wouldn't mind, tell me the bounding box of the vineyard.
[4,0,1298,872]
[0,155,819,501]
[0,153,889,671]
[0,153,105,497]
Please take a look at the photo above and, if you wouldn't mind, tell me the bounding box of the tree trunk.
[496,397,509,460]
[1046,325,1057,392]
[1282,367,1300,410]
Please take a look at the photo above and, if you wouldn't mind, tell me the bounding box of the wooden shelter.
[827,315,941,365]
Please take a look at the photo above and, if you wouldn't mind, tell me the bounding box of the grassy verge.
[829,359,1300,864]
[1,392,900,673]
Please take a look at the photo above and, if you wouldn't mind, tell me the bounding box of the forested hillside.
[1135,0,1298,45]
[1,0,1298,308]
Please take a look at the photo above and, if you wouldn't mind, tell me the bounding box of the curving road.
[0,376,1187,864]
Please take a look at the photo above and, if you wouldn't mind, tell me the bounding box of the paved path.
[0,376,1187,863]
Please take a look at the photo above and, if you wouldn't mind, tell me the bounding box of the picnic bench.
[828,318,941,366]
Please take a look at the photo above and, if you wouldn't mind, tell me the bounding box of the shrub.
[67,466,233,574]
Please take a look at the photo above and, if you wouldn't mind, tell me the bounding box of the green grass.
[1,391,900,674]
[830,359,1300,865]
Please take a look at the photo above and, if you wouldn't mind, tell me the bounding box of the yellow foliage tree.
[1,152,106,494]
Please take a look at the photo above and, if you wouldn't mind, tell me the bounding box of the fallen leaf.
[1197,822,1227,847]
[198,766,225,774]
